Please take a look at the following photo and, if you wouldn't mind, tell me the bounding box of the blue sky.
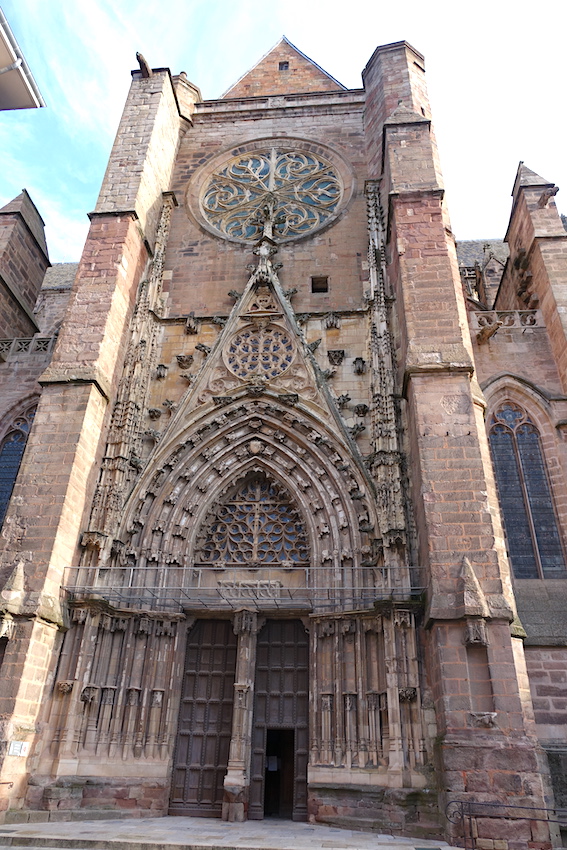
[1,0,565,262]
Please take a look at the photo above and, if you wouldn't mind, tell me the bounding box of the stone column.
[222,610,260,822]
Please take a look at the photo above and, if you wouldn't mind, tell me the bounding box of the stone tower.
[0,38,562,848]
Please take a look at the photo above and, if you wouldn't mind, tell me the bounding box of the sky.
[0,0,565,263]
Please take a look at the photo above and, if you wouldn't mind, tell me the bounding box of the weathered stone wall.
[525,647,567,744]
[0,191,49,338]
[164,91,368,319]
[224,38,344,99]
[0,66,185,815]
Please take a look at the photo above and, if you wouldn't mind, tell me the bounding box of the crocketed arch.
[488,401,566,579]
[194,469,309,568]
[0,400,37,529]
[113,398,384,611]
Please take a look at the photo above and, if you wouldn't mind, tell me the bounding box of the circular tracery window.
[225,325,294,379]
[199,145,344,243]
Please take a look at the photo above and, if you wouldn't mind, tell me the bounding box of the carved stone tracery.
[195,471,309,568]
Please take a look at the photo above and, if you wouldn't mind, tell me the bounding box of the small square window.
[311,276,329,293]
[278,61,289,71]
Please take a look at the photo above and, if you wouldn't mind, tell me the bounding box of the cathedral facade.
[1,38,567,848]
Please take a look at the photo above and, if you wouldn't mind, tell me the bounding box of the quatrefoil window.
[225,325,294,380]
[200,146,343,242]
[195,473,309,567]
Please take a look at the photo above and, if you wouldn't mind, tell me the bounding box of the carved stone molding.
[344,693,357,711]
[56,681,74,695]
[349,423,365,438]
[176,354,194,369]
[327,349,345,366]
[469,711,497,728]
[278,393,298,406]
[393,610,412,628]
[80,531,107,549]
[0,614,15,640]
[399,687,417,703]
[219,580,282,600]
[321,693,333,711]
[185,312,199,334]
[464,618,488,646]
[233,609,258,635]
[80,686,99,704]
[323,312,341,329]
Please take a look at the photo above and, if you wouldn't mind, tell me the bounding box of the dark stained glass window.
[0,405,36,529]
[489,403,565,579]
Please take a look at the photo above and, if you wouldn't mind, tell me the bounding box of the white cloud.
[1,0,565,257]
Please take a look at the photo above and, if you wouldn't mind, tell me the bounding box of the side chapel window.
[195,471,309,568]
[0,404,37,529]
[489,403,566,578]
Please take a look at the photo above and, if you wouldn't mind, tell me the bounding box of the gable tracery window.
[195,472,309,569]
[489,402,566,578]
[0,404,37,529]
[225,325,295,380]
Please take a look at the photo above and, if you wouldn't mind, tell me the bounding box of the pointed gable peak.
[0,188,49,258]
[512,162,554,202]
[222,36,346,99]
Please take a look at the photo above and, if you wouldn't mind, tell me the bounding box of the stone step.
[0,817,449,850]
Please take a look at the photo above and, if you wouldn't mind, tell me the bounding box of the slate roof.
[456,239,509,268]
[42,263,78,289]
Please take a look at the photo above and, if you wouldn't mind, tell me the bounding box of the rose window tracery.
[225,325,294,380]
[195,472,309,568]
[200,146,343,242]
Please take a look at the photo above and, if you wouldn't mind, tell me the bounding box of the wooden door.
[249,619,309,821]
[169,619,237,816]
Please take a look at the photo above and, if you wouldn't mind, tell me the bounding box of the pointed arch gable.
[108,398,383,610]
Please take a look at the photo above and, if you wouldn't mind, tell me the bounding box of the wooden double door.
[170,618,308,820]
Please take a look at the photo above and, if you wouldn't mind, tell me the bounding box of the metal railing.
[62,564,425,613]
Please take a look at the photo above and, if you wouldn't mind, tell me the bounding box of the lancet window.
[195,472,309,568]
[489,403,566,578]
[0,403,37,529]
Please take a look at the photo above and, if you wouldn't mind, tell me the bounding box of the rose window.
[226,325,294,380]
[200,146,343,242]
[195,473,309,568]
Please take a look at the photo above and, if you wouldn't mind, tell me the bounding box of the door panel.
[249,619,309,821]
[169,620,237,817]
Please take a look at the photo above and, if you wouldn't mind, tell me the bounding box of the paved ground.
[0,817,450,850]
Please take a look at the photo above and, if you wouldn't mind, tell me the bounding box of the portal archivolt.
[102,398,384,612]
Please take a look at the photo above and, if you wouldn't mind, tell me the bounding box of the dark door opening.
[249,619,308,821]
[264,729,294,818]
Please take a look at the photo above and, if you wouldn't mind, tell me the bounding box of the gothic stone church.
[1,38,567,848]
